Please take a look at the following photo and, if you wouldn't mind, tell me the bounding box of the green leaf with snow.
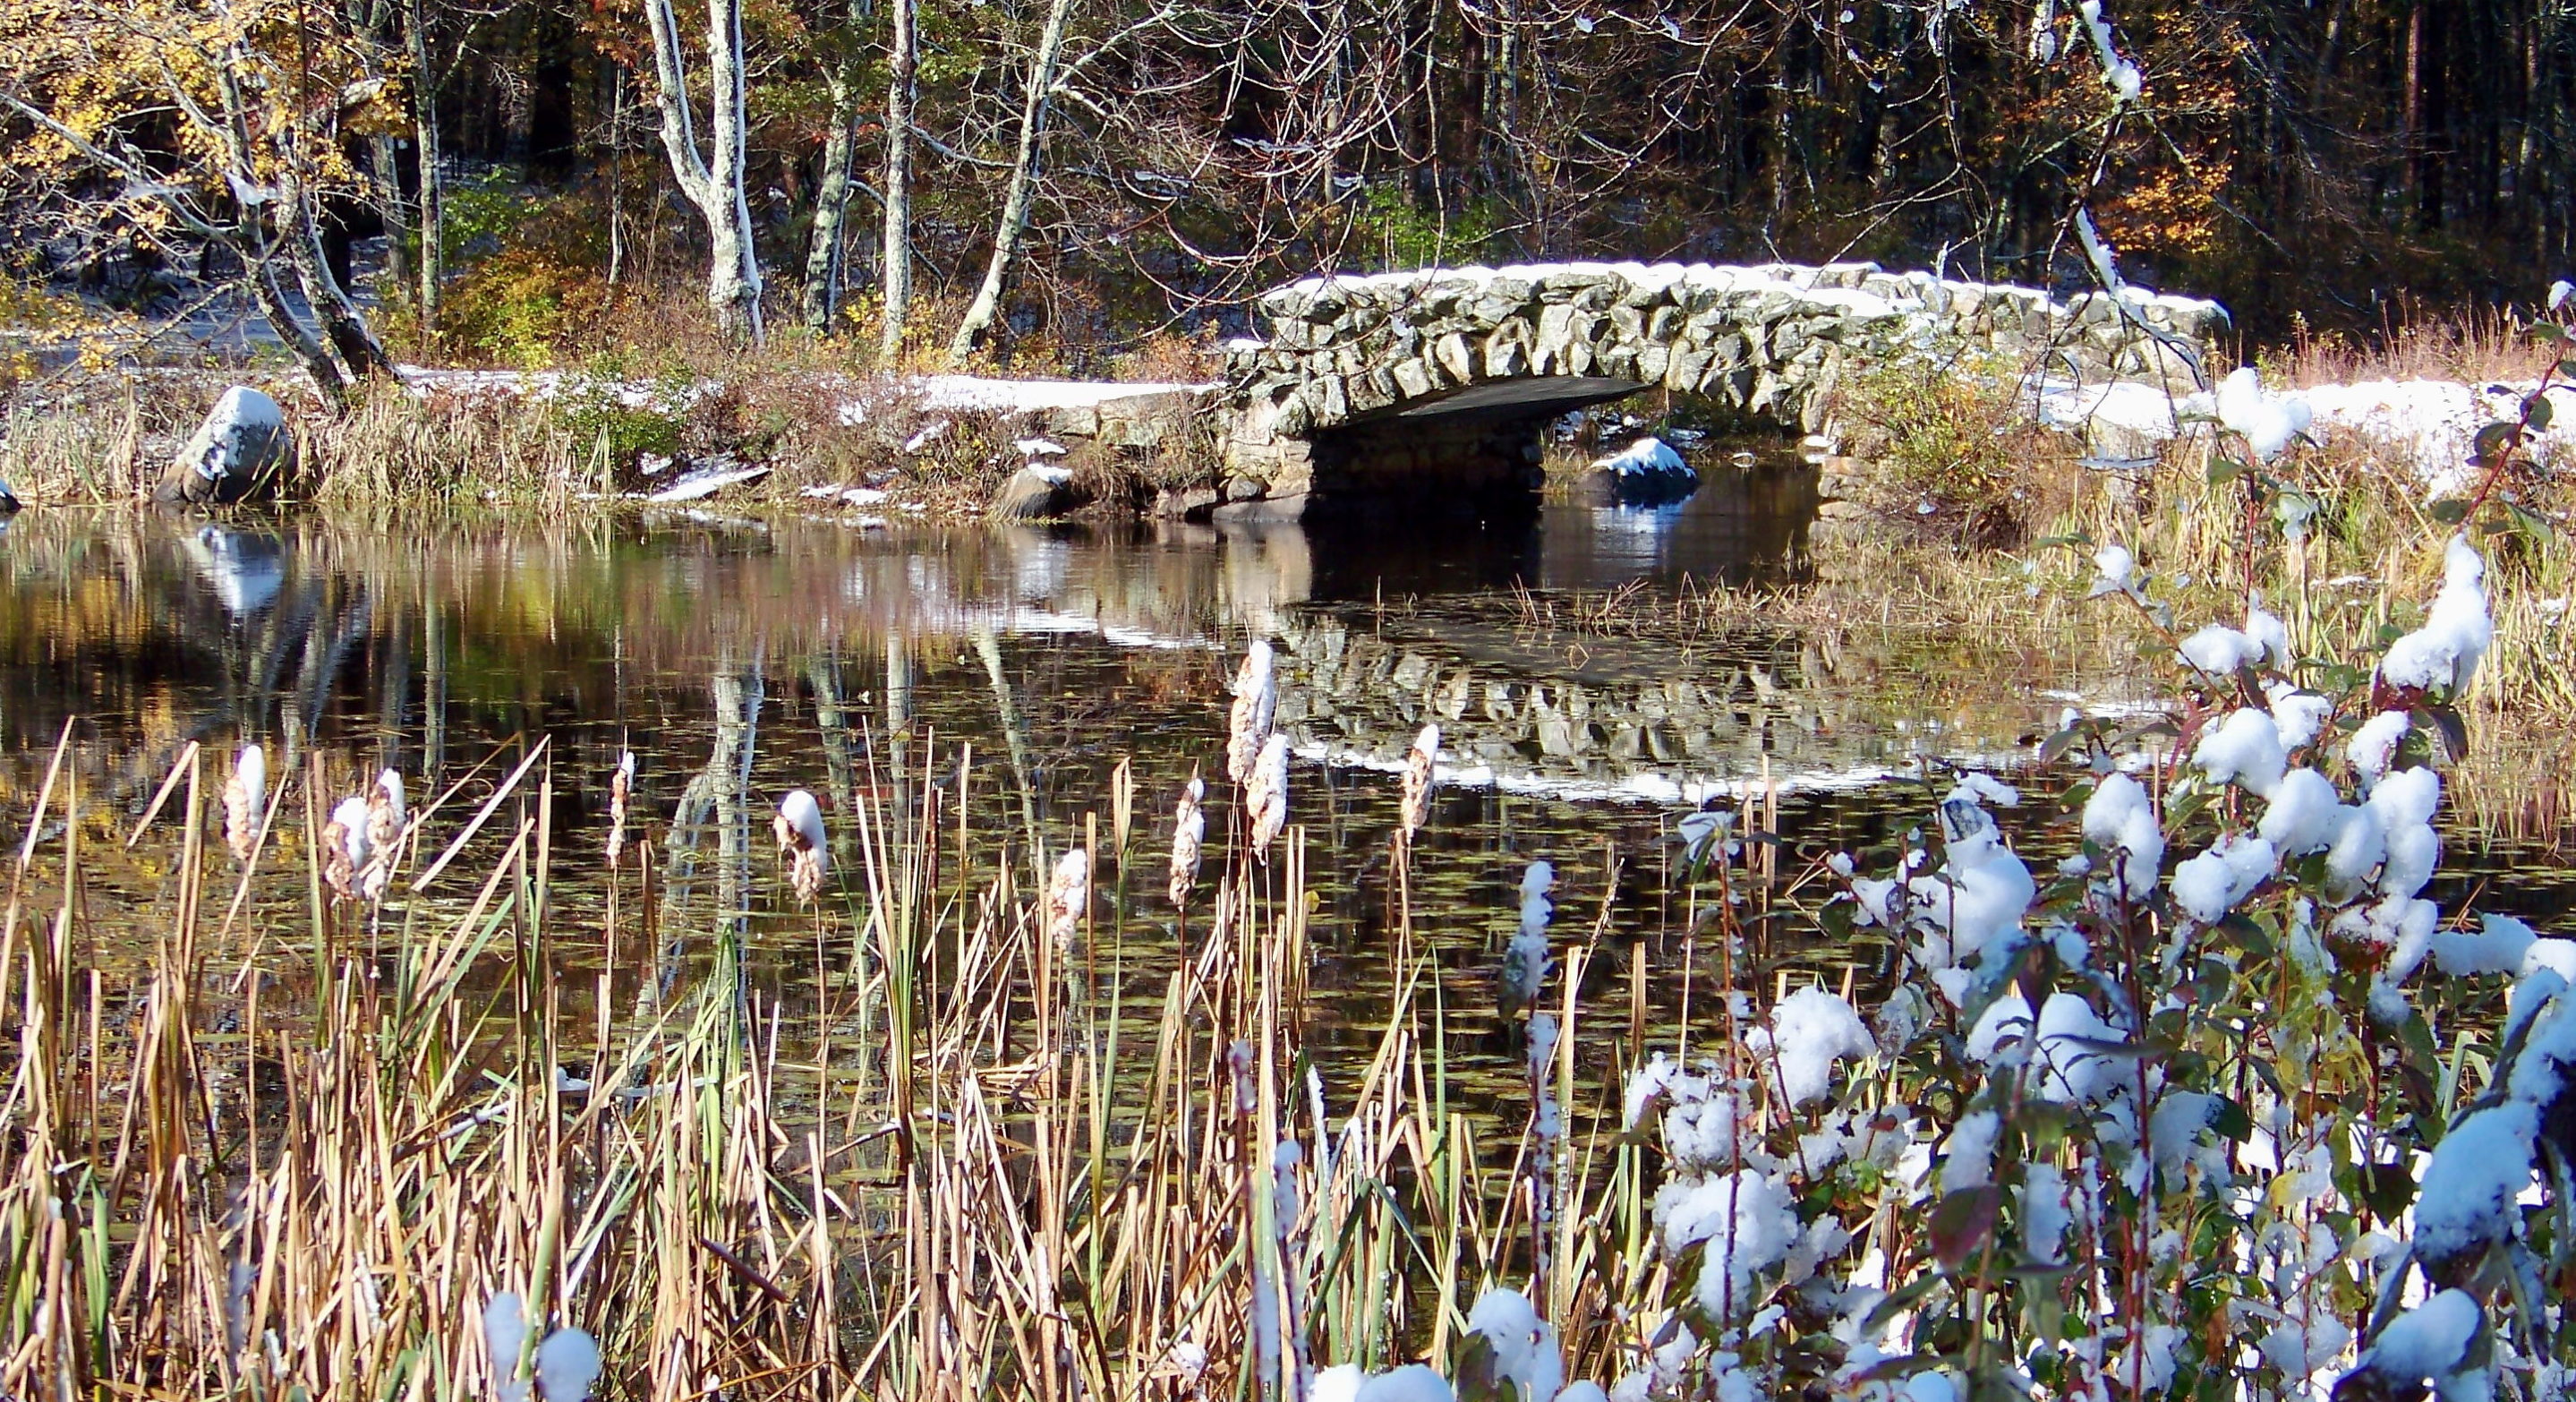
[1929,1186,2002,1269]
[2353,1158,2418,1223]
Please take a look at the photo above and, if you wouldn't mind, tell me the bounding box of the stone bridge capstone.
[1217,261,2229,517]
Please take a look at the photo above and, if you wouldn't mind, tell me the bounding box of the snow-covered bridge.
[1217,261,2229,517]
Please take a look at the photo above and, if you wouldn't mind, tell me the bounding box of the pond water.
[4,453,2571,1124]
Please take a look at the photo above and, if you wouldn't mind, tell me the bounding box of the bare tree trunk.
[409,0,444,333]
[279,157,397,380]
[609,64,628,285]
[944,0,1075,363]
[803,6,866,335]
[250,240,353,404]
[645,0,767,341]
[2401,2,2423,218]
[879,0,917,363]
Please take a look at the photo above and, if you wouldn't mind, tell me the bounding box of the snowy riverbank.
[2032,373,2576,491]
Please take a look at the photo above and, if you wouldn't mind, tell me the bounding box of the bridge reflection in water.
[0,460,2091,850]
[0,493,2182,1039]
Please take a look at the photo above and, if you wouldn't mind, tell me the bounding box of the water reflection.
[8,500,2542,863]
[0,490,2041,828]
[4,499,2573,1124]
[1297,460,1816,598]
[1538,457,1819,590]
[182,524,286,615]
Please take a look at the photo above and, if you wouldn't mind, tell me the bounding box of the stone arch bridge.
[1215,261,2228,515]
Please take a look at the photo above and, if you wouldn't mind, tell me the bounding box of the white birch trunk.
[645,0,766,341]
[802,47,862,333]
[408,0,444,331]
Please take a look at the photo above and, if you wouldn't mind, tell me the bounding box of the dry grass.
[0,367,1064,515]
[0,374,200,501]
[2266,302,2546,388]
[0,711,1690,1399]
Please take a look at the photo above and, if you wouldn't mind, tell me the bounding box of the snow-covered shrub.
[1599,516,2572,1402]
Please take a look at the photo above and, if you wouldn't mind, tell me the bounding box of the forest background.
[0,0,2563,385]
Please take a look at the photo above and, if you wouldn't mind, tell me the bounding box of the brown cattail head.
[360,772,405,902]
[1045,848,1090,950]
[1167,773,1205,908]
[1246,734,1289,863]
[1225,640,1276,785]
[222,743,265,862]
[607,750,635,868]
[788,848,825,904]
[1399,723,1439,842]
[320,819,355,901]
[775,789,829,904]
[365,770,405,859]
[321,796,371,902]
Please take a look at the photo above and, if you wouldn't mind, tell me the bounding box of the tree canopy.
[3,0,2563,365]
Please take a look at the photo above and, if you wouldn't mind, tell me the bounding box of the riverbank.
[0,359,1220,521]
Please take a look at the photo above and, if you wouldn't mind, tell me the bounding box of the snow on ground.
[2300,379,2576,488]
[2029,374,2576,492]
[908,374,1212,414]
[396,364,1211,421]
[1592,437,1692,478]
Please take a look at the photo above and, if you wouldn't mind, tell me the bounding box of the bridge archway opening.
[1297,375,1647,525]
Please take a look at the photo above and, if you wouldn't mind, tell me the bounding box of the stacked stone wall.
[1221,261,2229,495]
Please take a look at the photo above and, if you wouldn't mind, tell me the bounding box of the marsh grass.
[0,696,1713,1399]
[0,364,1059,513]
[0,380,170,501]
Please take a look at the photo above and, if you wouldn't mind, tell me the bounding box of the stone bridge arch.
[1218,261,2228,516]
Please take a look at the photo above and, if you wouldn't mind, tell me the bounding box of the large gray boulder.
[988,464,1075,522]
[1588,436,1698,505]
[157,387,293,505]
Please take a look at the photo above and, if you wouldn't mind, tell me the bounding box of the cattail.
[483,1292,602,1402]
[362,770,405,901]
[321,796,372,902]
[774,789,829,904]
[606,750,635,867]
[1246,733,1288,863]
[1398,723,1439,842]
[1045,847,1090,950]
[222,743,265,861]
[1167,773,1205,908]
[1499,859,1553,1018]
[1677,804,1736,867]
[1226,640,1276,785]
